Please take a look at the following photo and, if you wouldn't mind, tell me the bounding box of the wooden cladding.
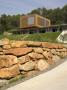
[20,14,51,29]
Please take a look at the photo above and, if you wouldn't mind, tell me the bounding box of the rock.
[60,48,67,52]
[4,48,32,56]
[33,48,43,54]
[28,52,44,60]
[56,49,62,52]
[0,47,3,52]
[18,55,30,64]
[43,48,50,52]
[19,61,35,71]
[36,59,49,71]
[0,52,3,55]
[0,64,20,79]
[56,48,67,52]
[60,52,67,58]
[50,49,56,55]
[47,59,54,65]
[3,44,11,49]
[10,41,27,48]
[55,51,60,56]
[42,42,59,49]
[0,38,10,46]
[58,44,64,49]
[27,41,41,47]
[25,70,39,77]
[0,55,18,68]
[43,51,52,60]
[52,55,60,63]
[20,71,27,75]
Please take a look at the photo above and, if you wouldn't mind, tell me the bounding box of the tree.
[62,5,67,23]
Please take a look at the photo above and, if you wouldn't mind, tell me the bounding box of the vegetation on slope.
[0,32,61,42]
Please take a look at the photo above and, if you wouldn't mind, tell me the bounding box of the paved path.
[7,60,67,90]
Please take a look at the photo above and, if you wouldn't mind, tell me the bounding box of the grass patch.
[0,32,61,42]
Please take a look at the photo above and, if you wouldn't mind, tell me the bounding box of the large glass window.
[28,16,34,25]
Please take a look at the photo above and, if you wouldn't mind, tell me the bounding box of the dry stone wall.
[0,38,67,80]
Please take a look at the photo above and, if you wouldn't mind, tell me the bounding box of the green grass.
[0,32,61,42]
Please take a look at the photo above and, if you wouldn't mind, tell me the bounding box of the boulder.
[0,55,18,68]
[60,52,67,58]
[3,44,11,49]
[47,59,54,65]
[60,48,67,52]
[56,49,62,52]
[18,55,30,64]
[28,52,44,60]
[42,42,59,49]
[58,44,64,49]
[0,52,3,55]
[20,71,27,75]
[0,47,3,52]
[50,49,56,55]
[19,61,35,71]
[0,38,10,46]
[10,41,27,48]
[52,55,60,63]
[4,48,32,56]
[55,51,60,56]
[0,64,20,79]
[43,51,52,60]
[27,41,41,47]
[36,59,49,71]
[25,70,39,77]
[33,48,43,54]
[43,48,50,52]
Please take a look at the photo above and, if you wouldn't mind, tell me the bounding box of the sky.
[0,0,67,15]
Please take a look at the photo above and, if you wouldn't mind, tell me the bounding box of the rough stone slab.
[3,44,11,49]
[36,59,49,71]
[18,55,31,64]
[4,48,32,56]
[0,55,18,68]
[19,61,35,71]
[28,52,44,60]
[52,55,61,63]
[33,48,43,54]
[0,47,3,52]
[10,41,27,48]
[0,38,10,46]
[0,64,20,79]
[27,41,41,47]
[42,42,64,49]
[43,51,53,60]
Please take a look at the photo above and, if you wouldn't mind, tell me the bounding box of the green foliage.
[0,32,60,42]
[22,32,61,42]
[0,14,20,34]
[0,4,67,33]
[30,4,67,24]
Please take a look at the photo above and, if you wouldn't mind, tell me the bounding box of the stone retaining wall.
[0,38,67,80]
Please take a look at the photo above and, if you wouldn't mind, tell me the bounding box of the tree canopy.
[0,4,67,33]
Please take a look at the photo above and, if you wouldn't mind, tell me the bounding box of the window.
[28,17,34,25]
